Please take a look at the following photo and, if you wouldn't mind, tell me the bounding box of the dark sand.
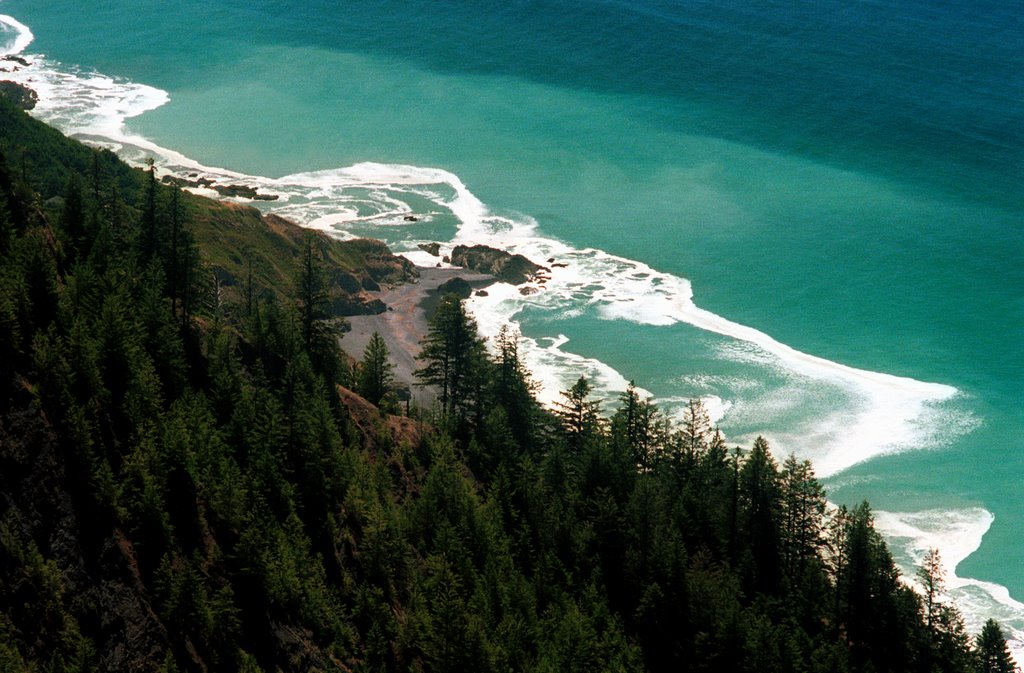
[341,267,494,405]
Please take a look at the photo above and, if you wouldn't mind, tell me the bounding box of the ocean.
[2,0,1022,650]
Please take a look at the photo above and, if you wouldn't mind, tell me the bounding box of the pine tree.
[415,293,486,420]
[678,397,712,464]
[610,382,663,470]
[779,454,826,581]
[975,619,1015,673]
[917,547,944,632]
[59,174,87,261]
[491,325,537,449]
[294,233,341,383]
[554,376,602,450]
[140,158,158,262]
[738,436,781,593]
[357,331,394,406]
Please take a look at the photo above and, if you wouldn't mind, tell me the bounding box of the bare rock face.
[0,80,38,110]
[449,245,548,285]
[417,242,441,256]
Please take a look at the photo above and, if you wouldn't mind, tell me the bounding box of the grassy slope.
[0,96,416,313]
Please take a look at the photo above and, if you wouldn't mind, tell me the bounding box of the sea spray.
[0,13,32,56]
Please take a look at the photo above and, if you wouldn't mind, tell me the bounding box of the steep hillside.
[0,94,1016,673]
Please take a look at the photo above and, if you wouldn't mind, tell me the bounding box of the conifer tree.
[491,325,537,448]
[554,376,602,450]
[739,436,781,593]
[678,397,712,463]
[140,158,158,262]
[415,293,486,419]
[357,331,394,406]
[779,454,826,580]
[917,547,945,632]
[975,619,1015,673]
[59,174,87,261]
[296,233,331,354]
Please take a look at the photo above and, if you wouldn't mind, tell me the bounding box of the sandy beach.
[341,267,494,405]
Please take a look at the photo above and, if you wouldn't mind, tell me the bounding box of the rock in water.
[418,242,441,256]
[450,244,548,285]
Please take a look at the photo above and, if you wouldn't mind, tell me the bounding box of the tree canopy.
[0,95,1015,673]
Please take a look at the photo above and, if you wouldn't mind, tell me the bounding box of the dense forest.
[0,97,1017,673]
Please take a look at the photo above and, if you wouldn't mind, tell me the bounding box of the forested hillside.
[0,97,1016,672]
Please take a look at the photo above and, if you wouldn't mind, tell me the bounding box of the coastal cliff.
[0,93,1016,673]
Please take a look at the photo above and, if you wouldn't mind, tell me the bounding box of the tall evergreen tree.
[140,158,159,262]
[779,454,826,581]
[491,325,537,449]
[975,619,1015,673]
[553,376,601,451]
[415,293,486,420]
[297,234,329,352]
[357,331,394,406]
[59,173,87,262]
[738,436,781,593]
[917,547,945,632]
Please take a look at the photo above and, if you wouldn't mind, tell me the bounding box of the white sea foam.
[9,35,968,474]
[9,13,1016,657]
[875,508,1024,670]
[0,14,33,56]
[3,10,978,477]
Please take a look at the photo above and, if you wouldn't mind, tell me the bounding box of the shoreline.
[341,266,494,406]
[4,10,1022,654]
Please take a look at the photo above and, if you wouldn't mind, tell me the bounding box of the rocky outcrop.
[160,176,278,201]
[342,238,419,286]
[0,80,38,110]
[417,242,441,256]
[436,276,473,299]
[162,175,215,190]
[2,55,31,68]
[449,245,548,285]
[212,183,279,201]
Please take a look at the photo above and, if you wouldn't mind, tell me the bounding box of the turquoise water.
[3,0,1022,639]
